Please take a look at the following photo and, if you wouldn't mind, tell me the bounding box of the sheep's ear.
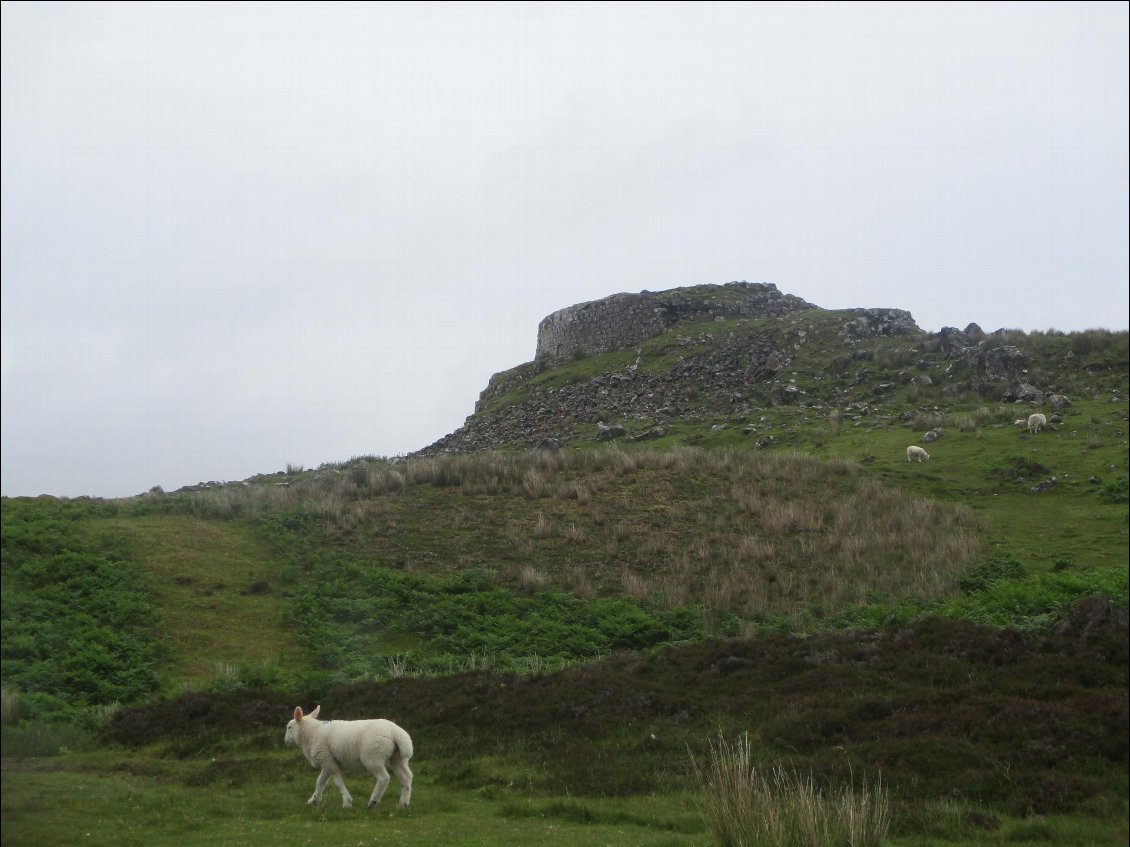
[294,706,303,721]
[309,704,321,719]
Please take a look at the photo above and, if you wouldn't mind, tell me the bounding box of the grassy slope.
[811,398,1128,570]
[480,310,1128,575]
[101,515,311,687]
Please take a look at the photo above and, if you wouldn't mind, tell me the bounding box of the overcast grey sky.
[2,1,1127,499]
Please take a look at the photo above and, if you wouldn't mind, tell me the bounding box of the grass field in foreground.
[3,752,1127,847]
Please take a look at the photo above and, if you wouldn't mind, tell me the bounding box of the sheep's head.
[284,704,320,745]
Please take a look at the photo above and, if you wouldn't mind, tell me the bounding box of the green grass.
[103,515,311,687]
[0,754,709,847]
[4,756,1123,847]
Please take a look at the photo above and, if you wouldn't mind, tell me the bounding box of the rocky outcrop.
[421,326,799,455]
[534,281,816,365]
[412,282,1121,459]
[836,308,919,340]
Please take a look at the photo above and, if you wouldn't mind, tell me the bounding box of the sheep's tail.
[394,724,414,761]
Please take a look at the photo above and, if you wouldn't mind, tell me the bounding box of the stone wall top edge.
[538,281,798,327]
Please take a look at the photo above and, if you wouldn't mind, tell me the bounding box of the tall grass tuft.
[692,734,890,847]
[1,688,22,725]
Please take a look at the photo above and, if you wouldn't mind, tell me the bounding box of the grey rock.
[535,282,817,365]
[936,326,974,358]
[596,421,626,439]
[630,426,667,442]
[1004,382,1044,403]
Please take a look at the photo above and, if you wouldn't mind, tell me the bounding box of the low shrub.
[1098,477,1128,504]
[987,456,1050,481]
[957,552,1027,594]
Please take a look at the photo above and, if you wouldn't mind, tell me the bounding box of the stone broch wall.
[534,281,817,365]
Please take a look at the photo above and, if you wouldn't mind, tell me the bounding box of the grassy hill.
[2,302,1127,846]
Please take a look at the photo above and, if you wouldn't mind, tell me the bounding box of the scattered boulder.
[985,346,1027,381]
[773,384,800,404]
[1004,382,1044,403]
[922,428,945,443]
[630,426,667,442]
[840,308,920,338]
[936,326,974,358]
[596,421,626,440]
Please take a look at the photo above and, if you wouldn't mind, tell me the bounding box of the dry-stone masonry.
[413,282,1098,458]
[534,281,817,365]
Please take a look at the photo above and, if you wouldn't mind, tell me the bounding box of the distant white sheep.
[284,705,414,810]
[906,445,930,462]
[1027,413,1047,434]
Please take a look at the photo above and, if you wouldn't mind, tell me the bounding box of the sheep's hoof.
[368,801,378,808]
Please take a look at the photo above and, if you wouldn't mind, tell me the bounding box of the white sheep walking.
[1027,413,1047,434]
[906,445,930,462]
[285,705,414,810]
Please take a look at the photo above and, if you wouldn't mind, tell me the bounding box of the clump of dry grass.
[692,734,891,847]
[1,688,22,725]
[533,513,554,539]
[567,565,595,599]
[523,469,549,499]
[621,569,651,603]
[519,565,550,591]
[562,523,586,545]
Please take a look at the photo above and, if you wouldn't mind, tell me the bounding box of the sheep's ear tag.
[294,707,303,721]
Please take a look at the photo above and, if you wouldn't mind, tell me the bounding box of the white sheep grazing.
[284,705,414,810]
[1027,413,1047,434]
[906,445,930,462]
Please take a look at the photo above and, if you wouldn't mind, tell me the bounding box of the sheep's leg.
[330,769,353,808]
[365,763,391,808]
[308,769,332,805]
[392,755,413,807]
